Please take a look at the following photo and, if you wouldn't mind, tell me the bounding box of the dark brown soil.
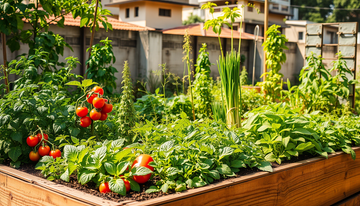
[5,153,317,203]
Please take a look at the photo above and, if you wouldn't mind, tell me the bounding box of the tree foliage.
[182,13,204,25]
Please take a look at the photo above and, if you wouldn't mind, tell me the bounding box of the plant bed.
[1,148,360,206]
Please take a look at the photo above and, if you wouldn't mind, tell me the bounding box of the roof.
[285,20,315,26]
[162,23,263,40]
[45,13,154,31]
[105,0,198,7]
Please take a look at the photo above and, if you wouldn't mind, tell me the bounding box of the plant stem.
[2,33,9,94]
[85,0,99,79]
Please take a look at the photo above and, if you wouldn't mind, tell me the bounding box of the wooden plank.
[129,148,360,206]
[0,166,127,206]
[333,192,360,206]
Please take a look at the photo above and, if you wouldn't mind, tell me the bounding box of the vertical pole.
[2,33,9,94]
[263,0,269,81]
[85,0,99,79]
[353,22,358,109]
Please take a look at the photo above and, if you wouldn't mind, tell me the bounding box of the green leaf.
[292,128,313,135]
[71,136,79,144]
[282,136,290,148]
[117,161,130,175]
[131,166,153,176]
[93,146,107,162]
[65,81,81,87]
[219,147,233,160]
[145,186,160,193]
[208,170,220,179]
[60,169,70,182]
[81,79,97,88]
[265,153,277,162]
[257,161,273,172]
[104,162,116,176]
[192,177,207,187]
[79,170,96,185]
[64,145,78,162]
[80,17,88,27]
[161,183,169,193]
[295,142,314,151]
[166,167,179,176]
[128,178,140,192]
[8,147,22,162]
[10,132,22,143]
[216,164,232,175]
[113,148,132,162]
[230,160,246,168]
[109,178,126,196]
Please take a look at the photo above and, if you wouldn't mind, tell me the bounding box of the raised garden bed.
[1,147,360,206]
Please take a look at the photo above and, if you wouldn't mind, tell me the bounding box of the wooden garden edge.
[1,147,360,206]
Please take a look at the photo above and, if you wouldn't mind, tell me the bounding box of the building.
[105,0,197,30]
[183,0,291,36]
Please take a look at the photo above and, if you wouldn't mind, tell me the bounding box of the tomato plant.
[93,97,105,109]
[100,113,108,121]
[38,145,51,156]
[36,133,49,144]
[131,154,154,184]
[27,136,39,147]
[29,151,41,162]
[49,149,62,159]
[99,182,111,193]
[101,103,113,113]
[90,109,101,120]
[123,179,131,192]
[80,116,92,127]
[87,93,98,104]
[92,86,104,96]
[76,107,89,117]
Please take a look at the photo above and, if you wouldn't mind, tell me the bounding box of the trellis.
[305,22,358,108]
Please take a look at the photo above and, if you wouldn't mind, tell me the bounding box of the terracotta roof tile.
[162,23,263,40]
[43,13,154,31]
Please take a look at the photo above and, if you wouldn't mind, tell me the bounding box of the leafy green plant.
[259,24,288,103]
[193,44,213,118]
[182,13,204,25]
[117,61,137,143]
[286,53,357,113]
[86,38,117,95]
[240,66,249,86]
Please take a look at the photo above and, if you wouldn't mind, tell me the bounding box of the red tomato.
[99,182,111,193]
[49,149,62,159]
[101,103,113,113]
[36,133,48,143]
[80,116,92,127]
[26,135,39,147]
[86,93,98,104]
[131,154,154,184]
[90,109,101,120]
[92,86,104,95]
[76,107,88,117]
[29,151,40,161]
[99,112,108,121]
[123,179,131,192]
[38,145,51,156]
[93,97,105,109]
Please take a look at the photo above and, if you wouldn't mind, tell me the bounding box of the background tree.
[291,0,332,22]
[183,13,205,25]
[327,0,360,24]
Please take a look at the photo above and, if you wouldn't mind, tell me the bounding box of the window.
[214,8,221,12]
[281,6,288,12]
[233,25,238,31]
[135,7,139,17]
[126,8,130,18]
[159,8,171,17]
[248,1,253,12]
[260,4,264,13]
[298,32,303,40]
[272,4,279,10]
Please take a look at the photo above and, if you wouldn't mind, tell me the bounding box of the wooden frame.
[2,148,360,206]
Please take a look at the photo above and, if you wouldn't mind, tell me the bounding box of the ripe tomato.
[99,112,108,121]
[93,97,105,109]
[29,151,40,162]
[86,93,98,104]
[131,154,154,184]
[38,145,51,156]
[76,107,88,117]
[36,133,48,143]
[92,86,104,95]
[90,109,101,120]
[123,179,131,192]
[101,103,113,113]
[99,182,111,193]
[49,149,61,159]
[80,116,92,127]
[26,135,39,147]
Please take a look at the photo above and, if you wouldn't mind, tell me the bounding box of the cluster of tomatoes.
[76,86,113,128]
[27,131,61,162]
[99,154,154,194]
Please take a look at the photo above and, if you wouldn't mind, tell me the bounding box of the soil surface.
[5,154,316,202]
